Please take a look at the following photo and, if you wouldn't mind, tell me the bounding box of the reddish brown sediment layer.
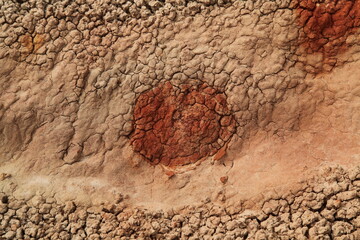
[131,82,236,168]
[296,0,360,58]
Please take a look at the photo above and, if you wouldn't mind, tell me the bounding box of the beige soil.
[0,0,359,239]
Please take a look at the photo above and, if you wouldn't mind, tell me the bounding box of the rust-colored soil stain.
[131,82,236,168]
[19,34,34,54]
[296,0,360,57]
[19,33,45,55]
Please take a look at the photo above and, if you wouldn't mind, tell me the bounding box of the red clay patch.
[295,0,360,60]
[131,82,236,168]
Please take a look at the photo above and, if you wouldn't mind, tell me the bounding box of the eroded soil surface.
[0,0,359,239]
[132,82,235,168]
[1,166,359,239]
[296,0,360,54]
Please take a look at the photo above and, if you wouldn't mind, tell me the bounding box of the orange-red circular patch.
[131,82,236,168]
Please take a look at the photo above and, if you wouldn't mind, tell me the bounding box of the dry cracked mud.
[131,81,236,169]
[0,0,359,239]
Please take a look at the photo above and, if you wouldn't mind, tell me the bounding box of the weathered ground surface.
[0,0,359,239]
[131,81,236,169]
[1,166,360,239]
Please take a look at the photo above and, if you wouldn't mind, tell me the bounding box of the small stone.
[1,195,8,204]
[220,176,228,184]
